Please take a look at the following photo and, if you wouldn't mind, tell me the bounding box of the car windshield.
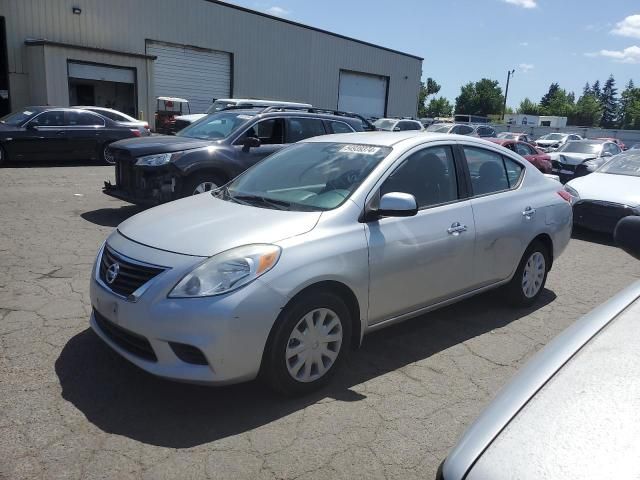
[426,124,451,132]
[0,110,38,126]
[498,132,518,139]
[598,153,640,177]
[559,142,602,154]
[540,133,564,141]
[223,142,391,211]
[373,119,396,131]
[176,111,254,140]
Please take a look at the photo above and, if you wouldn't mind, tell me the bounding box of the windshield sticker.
[339,145,381,155]
[237,114,255,120]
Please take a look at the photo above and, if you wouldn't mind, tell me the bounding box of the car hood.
[536,139,563,145]
[0,123,21,132]
[549,152,598,165]
[117,193,322,257]
[109,135,214,156]
[567,173,640,206]
[175,114,207,122]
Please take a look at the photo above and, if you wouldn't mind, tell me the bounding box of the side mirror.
[614,217,640,260]
[242,136,261,152]
[377,192,418,218]
[602,152,613,158]
[25,122,37,130]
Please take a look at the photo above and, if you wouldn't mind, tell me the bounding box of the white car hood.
[567,173,640,206]
[537,139,564,145]
[117,193,321,257]
[174,114,207,123]
[549,152,597,165]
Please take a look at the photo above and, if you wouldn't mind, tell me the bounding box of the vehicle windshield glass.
[176,111,254,140]
[559,142,602,154]
[426,124,451,132]
[0,110,38,126]
[206,101,235,114]
[598,153,640,177]
[224,142,391,211]
[540,133,564,141]
[498,132,518,138]
[373,119,396,131]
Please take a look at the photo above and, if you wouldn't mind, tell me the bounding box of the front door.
[366,144,476,324]
[11,110,68,161]
[234,118,287,168]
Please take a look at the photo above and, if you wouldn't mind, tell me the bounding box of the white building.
[0,0,423,121]
[505,114,567,128]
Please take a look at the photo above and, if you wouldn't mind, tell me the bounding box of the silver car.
[89,132,572,394]
[439,216,640,480]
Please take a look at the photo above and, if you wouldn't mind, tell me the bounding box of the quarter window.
[463,146,523,196]
[380,146,458,209]
[285,118,326,143]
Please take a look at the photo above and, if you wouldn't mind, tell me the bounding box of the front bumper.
[573,201,639,233]
[89,233,288,385]
[103,181,159,206]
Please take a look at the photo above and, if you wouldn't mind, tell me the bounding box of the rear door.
[366,143,477,323]
[65,110,106,159]
[460,143,540,286]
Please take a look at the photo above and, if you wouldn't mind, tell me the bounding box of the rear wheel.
[99,142,115,165]
[506,240,550,307]
[0,145,6,166]
[182,172,226,197]
[262,291,351,395]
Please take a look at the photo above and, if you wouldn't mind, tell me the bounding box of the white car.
[549,139,622,182]
[535,133,582,152]
[565,150,640,232]
[373,118,424,131]
[76,106,151,136]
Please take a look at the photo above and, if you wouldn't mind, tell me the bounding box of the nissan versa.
[90,132,572,395]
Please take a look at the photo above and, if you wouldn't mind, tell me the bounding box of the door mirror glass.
[242,136,261,152]
[615,216,640,260]
[377,192,418,217]
[393,126,401,132]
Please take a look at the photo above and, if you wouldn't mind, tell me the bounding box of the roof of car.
[303,131,503,147]
[486,138,515,145]
[570,139,608,144]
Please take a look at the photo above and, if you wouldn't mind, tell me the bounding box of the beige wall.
[1,0,422,117]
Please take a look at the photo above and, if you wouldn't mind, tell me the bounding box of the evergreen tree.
[592,80,602,100]
[619,79,636,129]
[574,94,602,127]
[600,75,618,128]
[582,82,591,96]
[540,83,560,108]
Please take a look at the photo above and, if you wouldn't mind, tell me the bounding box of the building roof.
[206,0,423,61]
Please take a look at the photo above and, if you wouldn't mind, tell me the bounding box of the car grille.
[93,308,157,362]
[114,150,139,193]
[551,160,576,172]
[574,201,637,233]
[99,245,165,298]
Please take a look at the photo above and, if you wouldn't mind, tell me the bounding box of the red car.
[487,138,552,173]
[595,137,626,151]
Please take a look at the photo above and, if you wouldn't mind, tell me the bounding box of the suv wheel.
[262,291,351,395]
[506,240,549,307]
[183,173,225,197]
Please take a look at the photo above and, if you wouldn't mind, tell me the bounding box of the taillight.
[557,190,572,202]
[130,129,142,137]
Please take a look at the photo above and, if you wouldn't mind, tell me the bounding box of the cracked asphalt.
[1,163,639,480]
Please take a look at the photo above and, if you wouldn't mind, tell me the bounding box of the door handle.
[447,222,467,235]
[522,206,536,218]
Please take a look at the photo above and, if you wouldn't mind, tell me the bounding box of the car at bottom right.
[564,150,640,233]
[439,216,640,480]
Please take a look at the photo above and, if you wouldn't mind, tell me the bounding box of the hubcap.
[103,145,115,165]
[193,181,217,195]
[522,251,546,298]
[286,308,343,383]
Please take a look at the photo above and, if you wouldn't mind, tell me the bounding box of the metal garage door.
[146,41,231,113]
[338,70,388,119]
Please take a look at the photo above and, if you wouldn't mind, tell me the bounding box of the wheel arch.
[532,233,554,270]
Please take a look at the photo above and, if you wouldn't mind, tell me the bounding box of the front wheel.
[505,240,550,307]
[262,291,352,395]
[182,173,226,197]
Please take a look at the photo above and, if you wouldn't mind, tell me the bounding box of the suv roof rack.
[259,106,375,130]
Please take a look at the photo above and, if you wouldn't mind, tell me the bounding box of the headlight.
[135,153,173,166]
[582,159,598,171]
[564,184,580,199]
[168,244,281,298]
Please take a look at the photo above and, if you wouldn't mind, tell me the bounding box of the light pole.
[502,69,515,121]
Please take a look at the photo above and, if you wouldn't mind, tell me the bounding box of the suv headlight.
[564,184,580,200]
[135,153,173,166]
[168,244,281,298]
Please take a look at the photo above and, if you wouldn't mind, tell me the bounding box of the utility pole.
[502,69,515,121]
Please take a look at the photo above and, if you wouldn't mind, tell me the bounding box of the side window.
[328,121,354,134]
[463,146,518,196]
[606,143,621,155]
[406,121,422,131]
[515,143,532,156]
[456,125,474,135]
[380,146,458,209]
[67,111,104,126]
[29,111,65,127]
[285,118,326,143]
[396,121,409,131]
[241,118,285,145]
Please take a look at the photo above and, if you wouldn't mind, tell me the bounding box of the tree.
[539,84,576,118]
[582,82,591,96]
[592,80,602,99]
[574,94,602,127]
[517,97,540,115]
[600,75,618,128]
[454,78,504,116]
[417,77,442,117]
[619,81,640,130]
[619,79,635,128]
[540,83,560,108]
[425,96,453,117]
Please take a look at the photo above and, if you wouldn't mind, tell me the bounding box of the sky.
[226,0,639,110]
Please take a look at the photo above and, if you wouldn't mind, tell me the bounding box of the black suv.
[104,107,364,205]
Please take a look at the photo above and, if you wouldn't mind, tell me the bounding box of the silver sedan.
[89,132,572,394]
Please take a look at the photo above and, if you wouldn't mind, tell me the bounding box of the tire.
[99,142,115,165]
[182,172,226,197]
[505,240,550,307]
[0,145,6,166]
[262,291,352,396]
